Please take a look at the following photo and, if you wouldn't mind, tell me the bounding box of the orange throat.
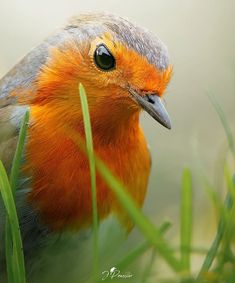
[24,99,151,232]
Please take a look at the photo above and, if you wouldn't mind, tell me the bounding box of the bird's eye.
[94,44,115,71]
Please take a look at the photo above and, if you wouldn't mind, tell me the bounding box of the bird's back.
[0,35,69,280]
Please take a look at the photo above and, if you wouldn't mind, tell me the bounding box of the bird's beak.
[128,88,172,129]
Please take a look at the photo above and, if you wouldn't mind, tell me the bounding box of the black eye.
[94,44,115,71]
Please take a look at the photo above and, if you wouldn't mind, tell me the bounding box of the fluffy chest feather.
[25,104,151,231]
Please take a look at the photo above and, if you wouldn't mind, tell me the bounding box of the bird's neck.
[29,94,141,144]
[90,100,141,144]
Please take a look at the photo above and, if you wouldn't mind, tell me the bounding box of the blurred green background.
[0,0,235,282]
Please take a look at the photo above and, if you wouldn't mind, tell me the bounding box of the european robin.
[0,12,172,282]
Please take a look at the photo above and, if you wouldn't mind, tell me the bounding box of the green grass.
[180,168,193,273]
[79,84,99,282]
[0,86,234,283]
[115,220,172,272]
[207,91,235,159]
[197,181,234,280]
[0,110,29,283]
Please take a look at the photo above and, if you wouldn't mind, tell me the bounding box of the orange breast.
[25,105,151,231]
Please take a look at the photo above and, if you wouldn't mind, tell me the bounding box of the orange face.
[89,34,172,95]
[25,32,172,129]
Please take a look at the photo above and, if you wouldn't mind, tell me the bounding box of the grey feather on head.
[67,12,170,71]
[0,12,169,101]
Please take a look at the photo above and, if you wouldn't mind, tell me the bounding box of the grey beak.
[128,88,172,129]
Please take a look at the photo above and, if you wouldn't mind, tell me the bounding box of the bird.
[0,12,172,282]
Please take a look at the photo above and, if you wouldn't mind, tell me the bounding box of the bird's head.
[25,12,172,130]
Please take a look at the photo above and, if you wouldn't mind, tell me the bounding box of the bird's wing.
[0,28,75,171]
[0,29,76,269]
[0,37,50,171]
[0,50,52,266]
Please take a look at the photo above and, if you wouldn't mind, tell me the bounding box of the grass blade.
[180,168,193,271]
[0,161,26,283]
[79,83,99,281]
[10,110,29,195]
[207,91,235,159]
[141,249,157,283]
[116,221,171,271]
[5,223,15,283]
[4,111,29,283]
[197,186,234,279]
[141,221,172,283]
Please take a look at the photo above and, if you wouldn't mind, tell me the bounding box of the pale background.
[0,0,235,281]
